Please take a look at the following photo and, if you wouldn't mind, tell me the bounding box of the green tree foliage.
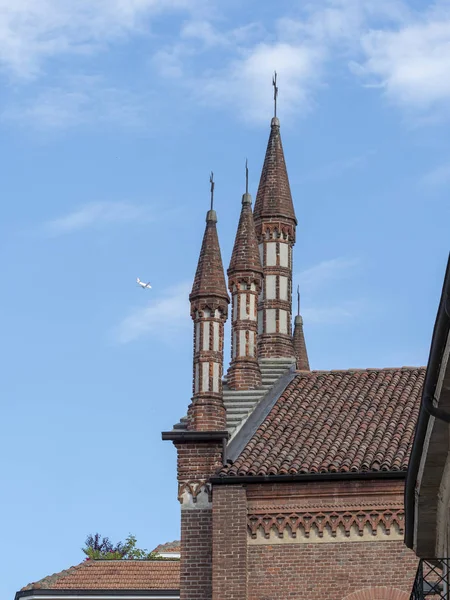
[82,533,170,560]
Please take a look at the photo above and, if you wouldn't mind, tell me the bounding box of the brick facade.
[207,479,418,600]
[248,540,417,600]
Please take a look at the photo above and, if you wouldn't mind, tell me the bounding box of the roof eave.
[405,253,450,551]
[211,470,407,485]
[15,590,180,600]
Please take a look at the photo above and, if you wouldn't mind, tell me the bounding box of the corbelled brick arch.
[343,587,410,600]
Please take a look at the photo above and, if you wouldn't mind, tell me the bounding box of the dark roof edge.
[226,365,297,462]
[211,470,406,485]
[162,430,229,443]
[405,253,450,549]
[15,591,180,599]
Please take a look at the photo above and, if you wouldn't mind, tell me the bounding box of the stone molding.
[178,479,212,508]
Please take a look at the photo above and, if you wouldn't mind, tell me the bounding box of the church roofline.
[16,591,180,599]
[210,470,407,485]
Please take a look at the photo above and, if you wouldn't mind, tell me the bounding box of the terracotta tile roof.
[21,560,180,591]
[224,367,425,476]
[153,541,181,554]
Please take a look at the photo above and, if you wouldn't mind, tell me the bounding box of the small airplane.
[136,277,152,290]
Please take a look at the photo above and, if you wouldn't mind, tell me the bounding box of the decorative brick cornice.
[247,507,405,542]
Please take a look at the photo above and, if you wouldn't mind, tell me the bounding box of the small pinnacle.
[206,209,217,223]
[297,284,300,316]
[241,192,252,205]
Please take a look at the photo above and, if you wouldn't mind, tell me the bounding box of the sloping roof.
[21,560,180,591]
[223,367,425,477]
[153,541,181,554]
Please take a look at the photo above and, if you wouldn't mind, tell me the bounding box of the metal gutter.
[210,470,406,485]
[161,431,229,443]
[404,254,450,549]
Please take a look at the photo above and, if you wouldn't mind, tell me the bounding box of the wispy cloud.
[298,257,361,293]
[420,162,450,187]
[115,282,191,344]
[2,76,148,130]
[354,3,450,119]
[0,0,197,79]
[43,202,154,236]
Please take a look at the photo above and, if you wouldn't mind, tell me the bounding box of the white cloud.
[0,0,196,79]
[355,4,450,116]
[152,0,410,124]
[116,282,191,343]
[43,202,153,236]
[199,42,324,123]
[298,257,361,293]
[421,162,450,186]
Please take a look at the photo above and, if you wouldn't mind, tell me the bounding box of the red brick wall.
[181,509,212,600]
[247,540,417,600]
[212,485,247,600]
[176,442,223,600]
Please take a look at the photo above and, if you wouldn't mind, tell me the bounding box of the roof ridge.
[22,562,88,591]
[296,366,426,375]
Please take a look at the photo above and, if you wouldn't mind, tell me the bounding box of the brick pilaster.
[212,485,248,600]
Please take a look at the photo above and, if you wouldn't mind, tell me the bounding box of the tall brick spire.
[293,286,310,371]
[227,173,263,390]
[253,114,297,360]
[188,207,229,431]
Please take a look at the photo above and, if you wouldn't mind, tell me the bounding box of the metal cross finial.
[245,159,249,195]
[272,71,278,118]
[210,171,215,210]
[297,284,300,316]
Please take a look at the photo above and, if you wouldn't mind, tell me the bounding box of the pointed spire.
[228,162,263,276]
[293,284,310,371]
[227,161,263,390]
[253,76,296,224]
[190,181,229,304]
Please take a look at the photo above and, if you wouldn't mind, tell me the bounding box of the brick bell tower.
[227,163,264,390]
[253,74,297,360]
[163,175,229,600]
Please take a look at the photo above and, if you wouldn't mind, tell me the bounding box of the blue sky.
[1,0,450,597]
